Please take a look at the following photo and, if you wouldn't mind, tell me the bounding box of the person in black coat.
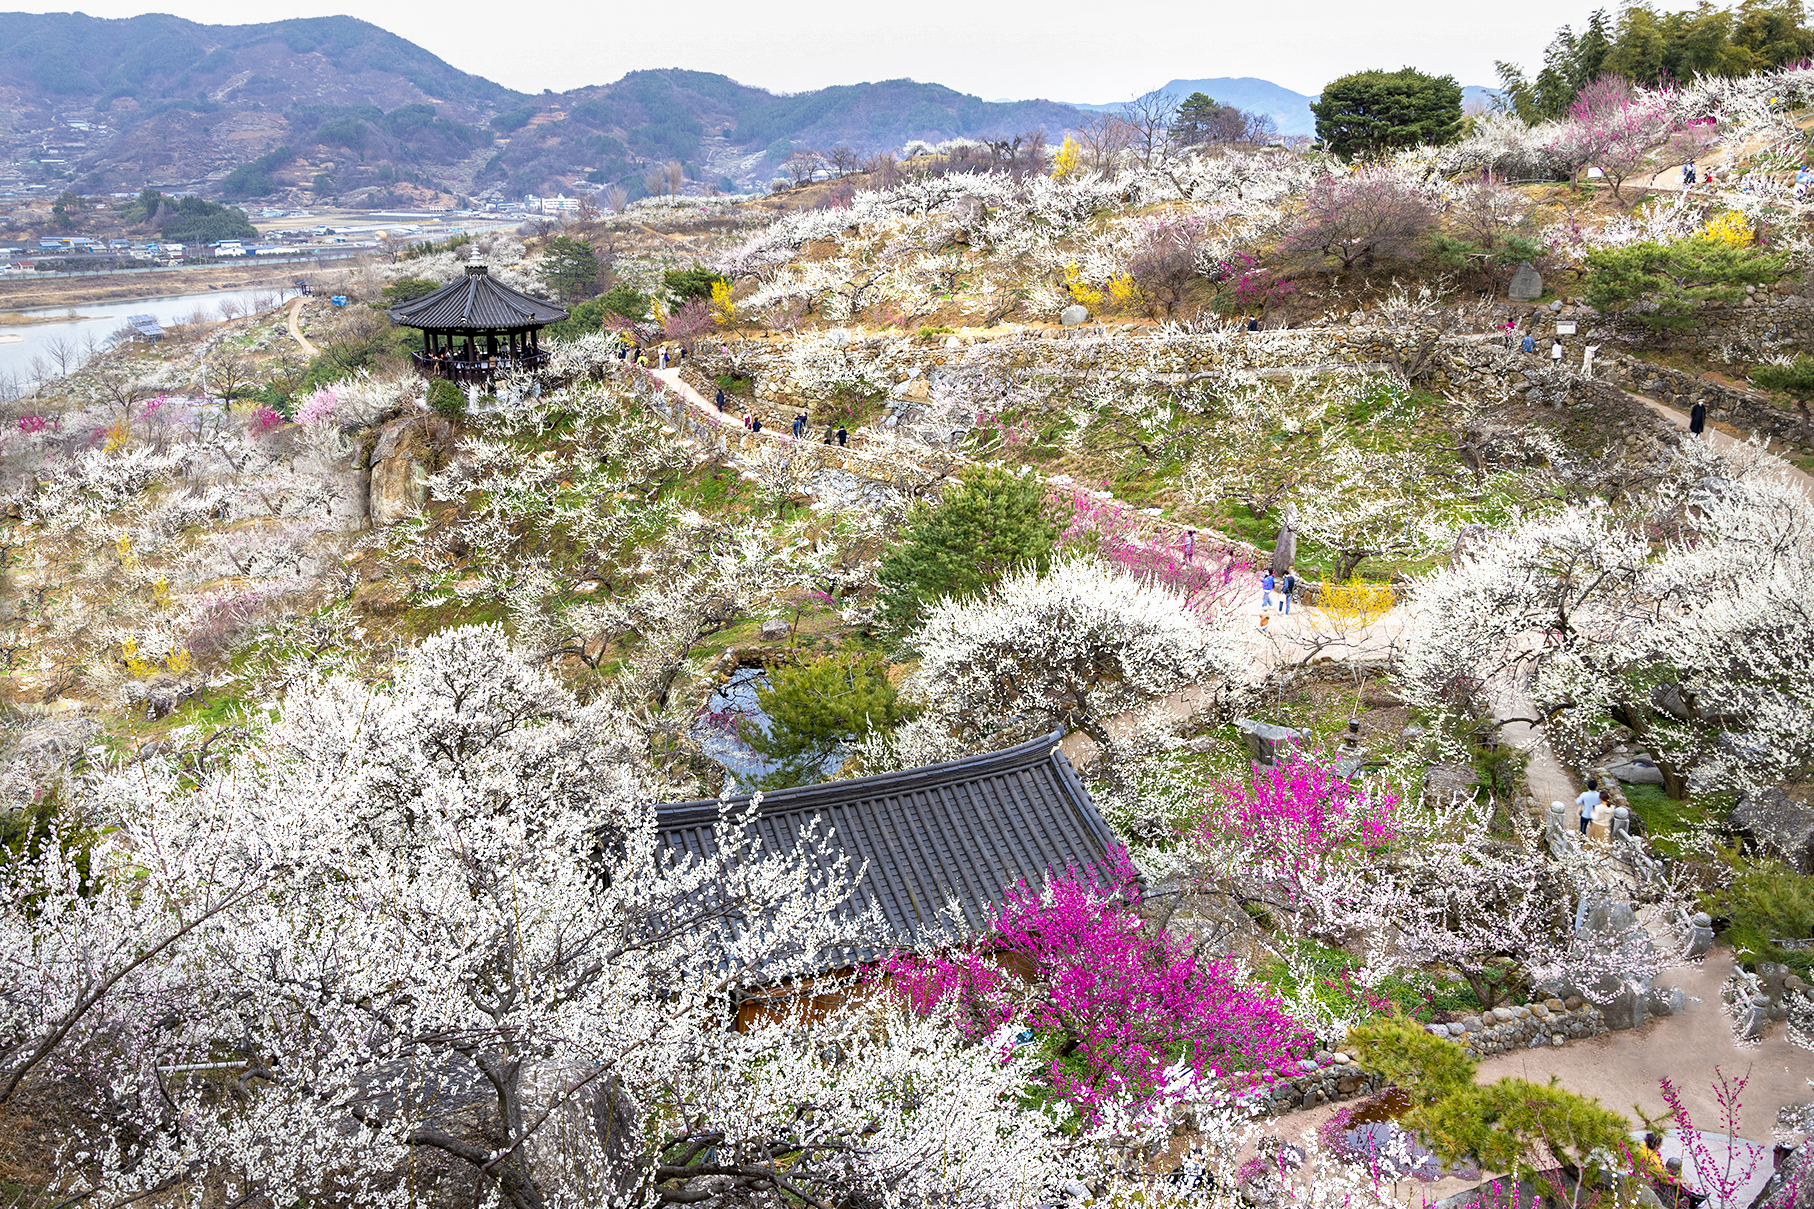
[1690,399,1707,435]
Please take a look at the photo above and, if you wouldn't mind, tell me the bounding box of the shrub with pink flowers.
[886,851,1312,1122]
[16,414,48,435]
[248,406,286,435]
[1052,486,1253,621]
[294,387,341,425]
[1198,758,1402,901]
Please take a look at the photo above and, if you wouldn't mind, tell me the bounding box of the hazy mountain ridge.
[0,13,1485,204]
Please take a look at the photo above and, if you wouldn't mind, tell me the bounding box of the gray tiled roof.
[654,731,1117,965]
[387,264,567,330]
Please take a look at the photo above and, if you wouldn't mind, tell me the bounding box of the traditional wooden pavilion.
[387,264,568,383]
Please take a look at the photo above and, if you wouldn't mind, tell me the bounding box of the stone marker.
[1508,262,1543,302]
[760,619,790,642]
[1234,718,1307,767]
[1060,304,1088,326]
[1686,911,1716,958]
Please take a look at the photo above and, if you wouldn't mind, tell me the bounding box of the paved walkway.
[1623,387,1814,499]
[286,296,318,357]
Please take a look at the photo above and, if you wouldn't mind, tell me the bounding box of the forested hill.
[0,14,1088,203]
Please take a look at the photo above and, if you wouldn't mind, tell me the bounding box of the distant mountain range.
[1072,78,1500,136]
[0,14,1496,207]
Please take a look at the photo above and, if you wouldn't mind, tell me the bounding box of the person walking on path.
[792,412,806,439]
[1690,399,1707,435]
[836,426,848,447]
[1183,529,1196,564]
[1521,333,1537,354]
[742,412,753,431]
[1279,567,1296,614]
[1683,161,1696,188]
[715,387,727,412]
[1261,569,1275,612]
[1551,339,1564,364]
[752,416,763,433]
[823,424,835,444]
[659,348,669,370]
[1577,779,1602,835]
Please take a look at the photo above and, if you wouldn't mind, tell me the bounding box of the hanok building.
[387,263,567,384]
[653,731,1118,1025]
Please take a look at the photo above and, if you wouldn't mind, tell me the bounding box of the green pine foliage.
[1345,1016,1630,1185]
[663,264,728,308]
[427,379,466,419]
[1584,236,1789,330]
[1311,68,1463,160]
[1414,1078,1631,1182]
[743,651,907,788]
[1341,1015,1478,1105]
[541,236,602,301]
[1751,352,1814,403]
[876,467,1064,632]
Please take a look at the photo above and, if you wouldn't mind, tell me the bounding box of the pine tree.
[877,467,1063,632]
[743,652,905,788]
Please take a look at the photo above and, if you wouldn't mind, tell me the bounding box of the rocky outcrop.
[1731,787,1814,875]
[368,414,455,526]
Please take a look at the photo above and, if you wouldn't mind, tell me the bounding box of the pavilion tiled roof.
[653,731,1117,966]
[387,264,567,330]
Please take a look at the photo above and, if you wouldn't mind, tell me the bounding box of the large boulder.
[1060,304,1089,326]
[1731,788,1814,874]
[1508,263,1544,302]
[1605,755,1665,785]
[369,414,454,526]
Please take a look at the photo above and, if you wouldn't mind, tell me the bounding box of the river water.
[0,284,291,393]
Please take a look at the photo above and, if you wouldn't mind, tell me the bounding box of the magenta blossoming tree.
[1549,75,1679,202]
[888,851,1313,1122]
[1196,758,1402,905]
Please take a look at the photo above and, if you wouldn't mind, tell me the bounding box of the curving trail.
[1622,387,1814,499]
[286,295,318,357]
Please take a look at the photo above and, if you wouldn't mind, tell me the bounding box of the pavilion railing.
[412,350,548,383]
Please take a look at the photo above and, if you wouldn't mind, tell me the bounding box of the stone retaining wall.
[1591,351,1814,449]
[1246,999,1610,1119]
[1255,1054,1386,1116]
[1427,997,1609,1057]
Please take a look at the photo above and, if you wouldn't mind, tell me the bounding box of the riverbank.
[0,260,358,310]
[0,311,94,326]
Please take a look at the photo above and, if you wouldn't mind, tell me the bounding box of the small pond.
[689,666,845,789]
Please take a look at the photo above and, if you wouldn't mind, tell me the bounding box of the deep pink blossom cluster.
[16,414,48,434]
[887,851,1312,1121]
[1199,758,1401,896]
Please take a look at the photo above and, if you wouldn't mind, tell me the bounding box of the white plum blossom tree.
[3,627,1102,1209]
[905,560,1251,751]
[1398,441,1814,797]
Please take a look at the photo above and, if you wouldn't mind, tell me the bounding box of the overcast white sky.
[20,0,1710,100]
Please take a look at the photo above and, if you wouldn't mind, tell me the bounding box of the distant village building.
[524,193,581,214]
